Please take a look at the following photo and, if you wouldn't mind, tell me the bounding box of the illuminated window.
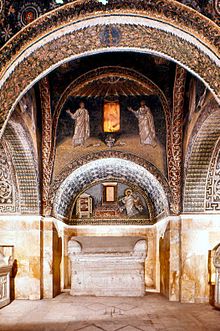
[102,182,118,204]
[103,101,120,133]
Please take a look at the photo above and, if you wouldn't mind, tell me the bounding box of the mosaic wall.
[2,121,40,214]
[0,0,219,219]
[53,158,170,224]
[0,0,219,141]
[69,181,153,226]
[0,141,17,213]
[0,0,218,48]
[205,138,220,211]
[183,108,220,213]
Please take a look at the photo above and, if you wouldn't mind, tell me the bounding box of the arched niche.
[53,157,170,223]
[54,65,168,177]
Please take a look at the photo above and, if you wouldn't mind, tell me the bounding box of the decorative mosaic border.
[3,120,40,214]
[1,0,219,70]
[67,218,154,226]
[0,0,219,48]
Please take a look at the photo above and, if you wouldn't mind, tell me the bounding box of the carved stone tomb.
[68,236,147,297]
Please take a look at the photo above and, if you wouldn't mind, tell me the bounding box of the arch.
[2,120,40,214]
[51,65,170,168]
[53,66,170,130]
[0,0,219,137]
[53,157,170,222]
[183,106,220,213]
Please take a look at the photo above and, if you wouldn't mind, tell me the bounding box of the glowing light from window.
[103,101,120,133]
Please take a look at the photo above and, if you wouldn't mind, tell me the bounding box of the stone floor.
[0,292,220,331]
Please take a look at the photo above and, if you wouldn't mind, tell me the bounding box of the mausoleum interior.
[0,0,220,329]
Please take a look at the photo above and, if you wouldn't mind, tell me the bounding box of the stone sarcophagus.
[68,236,147,297]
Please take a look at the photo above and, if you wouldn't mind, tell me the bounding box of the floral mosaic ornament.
[18,3,41,27]
[0,0,66,47]
[1,23,11,41]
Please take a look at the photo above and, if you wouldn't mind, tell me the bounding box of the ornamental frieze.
[0,0,219,70]
[0,141,16,213]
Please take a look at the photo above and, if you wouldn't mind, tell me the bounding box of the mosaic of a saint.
[120,189,143,217]
[128,100,156,147]
[66,102,90,147]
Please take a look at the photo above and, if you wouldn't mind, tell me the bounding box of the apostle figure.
[128,100,156,147]
[66,102,90,147]
[120,189,143,217]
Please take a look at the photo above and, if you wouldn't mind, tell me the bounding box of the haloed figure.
[66,102,90,147]
[128,100,156,147]
[121,189,143,218]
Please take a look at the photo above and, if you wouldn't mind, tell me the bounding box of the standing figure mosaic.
[128,101,156,147]
[66,102,90,147]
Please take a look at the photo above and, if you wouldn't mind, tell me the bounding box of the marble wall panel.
[0,216,41,300]
[180,215,220,303]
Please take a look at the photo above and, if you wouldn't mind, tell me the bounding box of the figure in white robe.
[128,100,156,147]
[121,189,143,217]
[66,102,90,147]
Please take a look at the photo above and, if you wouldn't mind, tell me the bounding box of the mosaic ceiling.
[0,0,219,48]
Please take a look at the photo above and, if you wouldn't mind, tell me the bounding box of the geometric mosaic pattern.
[205,138,220,211]
[183,109,220,212]
[2,120,40,214]
[0,141,17,213]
